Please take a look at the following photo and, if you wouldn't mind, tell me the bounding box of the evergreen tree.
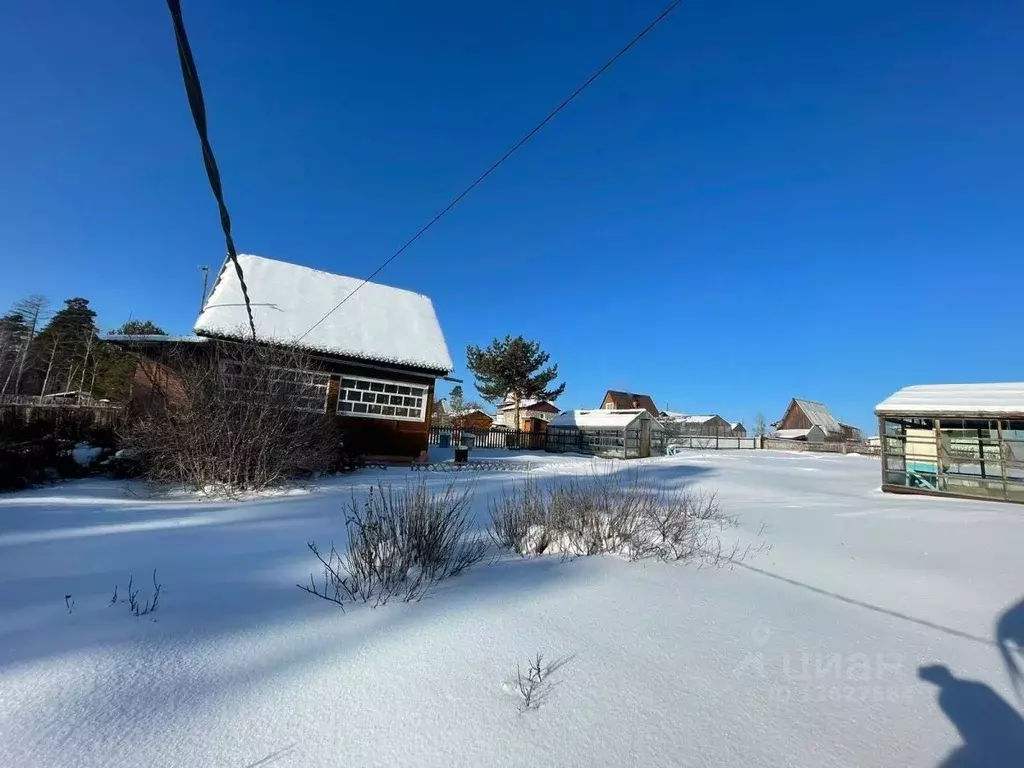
[466,335,564,428]
[113,319,166,335]
[29,298,97,394]
[0,310,29,395]
[447,385,466,415]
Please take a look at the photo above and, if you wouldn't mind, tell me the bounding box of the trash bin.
[462,433,476,450]
[439,432,451,448]
[454,446,469,464]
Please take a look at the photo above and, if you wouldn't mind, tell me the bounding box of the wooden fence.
[762,438,880,456]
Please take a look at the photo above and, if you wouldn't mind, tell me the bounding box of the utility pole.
[199,265,210,312]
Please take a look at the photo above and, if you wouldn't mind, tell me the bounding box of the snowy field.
[1,449,1023,767]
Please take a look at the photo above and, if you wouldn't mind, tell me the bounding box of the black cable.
[166,0,257,340]
[296,0,685,343]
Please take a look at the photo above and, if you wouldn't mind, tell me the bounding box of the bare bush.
[123,570,162,617]
[511,652,572,712]
[489,470,732,563]
[299,479,488,608]
[121,340,343,494]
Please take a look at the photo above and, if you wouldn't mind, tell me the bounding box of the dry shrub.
[490,470,733,563]
[121,340,342,494]
[300,479,488,608]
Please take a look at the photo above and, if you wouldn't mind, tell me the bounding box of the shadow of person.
[996,598,1024,704]
[919,664,1024,767]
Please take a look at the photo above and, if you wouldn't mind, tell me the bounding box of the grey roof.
[793,399,842,435]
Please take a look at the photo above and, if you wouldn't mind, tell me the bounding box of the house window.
[221,361,330,413]
[337,375,429,422]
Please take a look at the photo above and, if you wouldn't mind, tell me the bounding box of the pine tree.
[0,310,29,395]
[113,319,166,335]
[466,335,564,428]
[29,298,97,395]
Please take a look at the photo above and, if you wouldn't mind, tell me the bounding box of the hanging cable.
[166,0,257,340]
[295,0,685,343]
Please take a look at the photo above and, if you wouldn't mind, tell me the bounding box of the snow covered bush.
[490,470,731,563]
[121,341,343,494]
[300,479,488,608]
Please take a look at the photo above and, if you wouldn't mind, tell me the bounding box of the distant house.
[775,426,826,444]
[447,408,494,430]
[730,422,747,437]
[494,394,560,429]
[111,253,453,461]
[600,390,660,418]
[660,412,733,437]
[773,398,859,442]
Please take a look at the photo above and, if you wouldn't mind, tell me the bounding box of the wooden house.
[773,398,859,442]
[494,395,560,429]
[447,408,494,430]
[600,390,660,418]
[660,412,733,437]
[730,422,747,437]
[112,254,453,461]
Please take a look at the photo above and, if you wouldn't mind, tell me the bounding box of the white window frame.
[336,374,429,423]
[220,360,330,414]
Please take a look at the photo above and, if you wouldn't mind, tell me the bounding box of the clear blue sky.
[2,0,1022,431]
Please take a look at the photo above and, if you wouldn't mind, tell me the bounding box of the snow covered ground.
[1,449,1022,767]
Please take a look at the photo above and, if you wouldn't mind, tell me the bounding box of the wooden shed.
[876,383,1024,504]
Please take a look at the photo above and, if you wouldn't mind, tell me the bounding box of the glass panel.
[338,401,352,412]
[370,382,384,392]
[397,386,411,395]
[356,380,371,390]
[368,404,382,414]
[395,407,408,417]
[390,395,404,406]
[382,406,396,416]
[384,384,398,394]
[353,402,368,413]
[341,378,356,388]
[404,396,417,407]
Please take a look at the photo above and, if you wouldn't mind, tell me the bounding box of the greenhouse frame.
[547,409,665,459]
[875,383,1024,504]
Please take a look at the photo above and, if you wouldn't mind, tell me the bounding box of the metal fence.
[427,426,547,451]
[668,436,759,451]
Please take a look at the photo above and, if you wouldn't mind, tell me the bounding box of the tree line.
[0,295,164,402]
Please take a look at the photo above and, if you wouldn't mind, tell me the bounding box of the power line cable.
[166,0,257,340]
[295,0,685,343]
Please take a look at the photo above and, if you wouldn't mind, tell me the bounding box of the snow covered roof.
[447,408,493,418]
[775,428,819,440]
[659,410,689,421]
[730,422,743,430]
[680,414,720,424]
[194,254,453,373]
[875,383,1024,417]
[792,399,842,435]
[550,409,664,431]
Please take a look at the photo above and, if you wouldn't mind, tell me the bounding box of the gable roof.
[194,254,453,373]
[497,399,560,413]
[790,398,842,435]
[550,409,663,430]
[876,383,1024,417]
[602,390,659,417]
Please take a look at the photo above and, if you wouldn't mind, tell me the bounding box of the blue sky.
[2,0,1022,431]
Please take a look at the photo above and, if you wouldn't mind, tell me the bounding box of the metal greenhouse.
[875,383,1024,504]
